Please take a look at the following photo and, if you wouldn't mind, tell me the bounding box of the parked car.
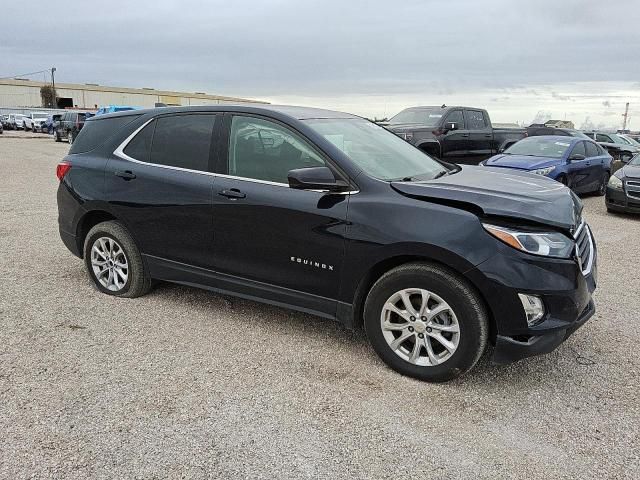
[606,154,640,214]
[23,112,49,132]
[1,115,9,130]
[582,131,640,164]
[56,105,597,382]
[55,111,90,144]
[95,105,139,116]
[526,126,591,139]
[0,120,3,134]
[385,106,527,164]
[482,136,611,195]
[8,114,27,130]
[44,114,63,134]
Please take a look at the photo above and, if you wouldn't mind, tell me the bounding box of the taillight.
[56,162,71,181]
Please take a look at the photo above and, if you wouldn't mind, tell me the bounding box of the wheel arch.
[75,209,118,258]
[347,254,496,341]
[416,141,441,159]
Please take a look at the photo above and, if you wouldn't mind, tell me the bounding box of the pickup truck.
[385,106,526,164]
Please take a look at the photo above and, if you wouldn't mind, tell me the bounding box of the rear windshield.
[70,115,141,154]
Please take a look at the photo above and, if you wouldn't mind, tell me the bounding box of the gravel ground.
[1,131,639,479]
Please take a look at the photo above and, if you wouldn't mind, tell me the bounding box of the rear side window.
[123,121,155,162]
[149,114,216,171]
[466,110,487,129]
[70,115,141,154]
[585,141,600,157]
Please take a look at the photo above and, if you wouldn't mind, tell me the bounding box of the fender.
[415,139,442,158]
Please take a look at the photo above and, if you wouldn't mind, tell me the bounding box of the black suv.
[55,111,90,144]
[56,105,597,382]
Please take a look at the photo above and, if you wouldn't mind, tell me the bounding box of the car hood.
[484,154,558,170]
[391,165,582,230]
[621,164,640,179]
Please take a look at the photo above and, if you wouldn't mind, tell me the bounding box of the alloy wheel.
[90,237,129,292]
[380,288,460,366]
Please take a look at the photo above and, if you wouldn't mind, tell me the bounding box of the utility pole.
[51,67,56,108]
[622,102,629,131]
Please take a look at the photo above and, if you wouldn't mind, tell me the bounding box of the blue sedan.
[482,136,612,195]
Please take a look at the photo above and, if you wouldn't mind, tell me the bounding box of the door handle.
[484,134,492,137]
[218,188,246,199]
[115,170,136,180]
[461,134,470,138]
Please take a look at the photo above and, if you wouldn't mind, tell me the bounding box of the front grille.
[626,180,640,199]
[573,221,593,276]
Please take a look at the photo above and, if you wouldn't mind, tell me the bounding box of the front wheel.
[364,263,488,382]
[83,221,152,298]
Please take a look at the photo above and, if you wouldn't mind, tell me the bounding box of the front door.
[105,113,220,268]
[211,114,349,314]
[464,109,493,162]
[440,109,470,162]
[566,141,594,192]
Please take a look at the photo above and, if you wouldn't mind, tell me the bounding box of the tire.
[596,172,609,196]
[55,131,61,142]
[83,221,152,298]
[364,262,488,382]
[68,131,74,145]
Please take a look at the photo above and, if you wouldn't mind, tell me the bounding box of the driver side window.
[444,110,464,129]
[570,142,586,158]
[228,116,325,184]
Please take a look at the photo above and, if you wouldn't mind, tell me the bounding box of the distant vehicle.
[95,105,140,116]
[386,106,527,164]
[482,136,611,195]
[0,115,9,130]
[618,134,640,148]
[24,112,49,132]
[606,154,640,214]
[526,126,591,139]
[0,120,3,134]
[55,111,90,144]
[44,114,63,134]
[8,114,27,130]
[582,131,640,164]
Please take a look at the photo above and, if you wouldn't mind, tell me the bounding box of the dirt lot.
[1,130,639,479]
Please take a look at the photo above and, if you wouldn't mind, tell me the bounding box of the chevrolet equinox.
[56,105,597,382]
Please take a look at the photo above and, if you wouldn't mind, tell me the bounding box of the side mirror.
[569,153,586,161]
[445,122,459,132]
[287,166,348,192]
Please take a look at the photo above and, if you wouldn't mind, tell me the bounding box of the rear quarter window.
[70,115,141,154]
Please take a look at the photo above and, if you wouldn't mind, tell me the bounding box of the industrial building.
[0,78,266,110]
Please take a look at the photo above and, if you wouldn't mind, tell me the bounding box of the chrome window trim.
[573,221,594,276]
[113,119,359,194]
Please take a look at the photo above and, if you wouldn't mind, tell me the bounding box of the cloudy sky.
[2,0,639,128]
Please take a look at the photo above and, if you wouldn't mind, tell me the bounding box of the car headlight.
[608,175,623,190]
[531,166,556,176]
[482,223,574,258]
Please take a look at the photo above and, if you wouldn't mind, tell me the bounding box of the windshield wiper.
[433,170,449,179]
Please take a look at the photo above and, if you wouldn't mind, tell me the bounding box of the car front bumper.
[606,186,640,213]
[466,229,597,364]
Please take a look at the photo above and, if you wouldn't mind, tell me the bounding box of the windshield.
[388,108,443,126]
[620,135,640,147]
[608,133,629,144]
[504,137,572,158]
[630,154,640,166]
[304,118,447,181]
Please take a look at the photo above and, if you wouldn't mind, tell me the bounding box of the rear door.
[105,113,220,268]
[210,113,349,315]
[464,109,493,162]
[585,140,608,187]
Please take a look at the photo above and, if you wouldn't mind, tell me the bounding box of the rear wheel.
[364,262,488,382]
[83,221,152,298]
[55,131,61,142]
[596,172,609,196]
[68,131,74,145]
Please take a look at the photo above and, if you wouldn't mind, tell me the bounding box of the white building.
[0,78,266,109]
